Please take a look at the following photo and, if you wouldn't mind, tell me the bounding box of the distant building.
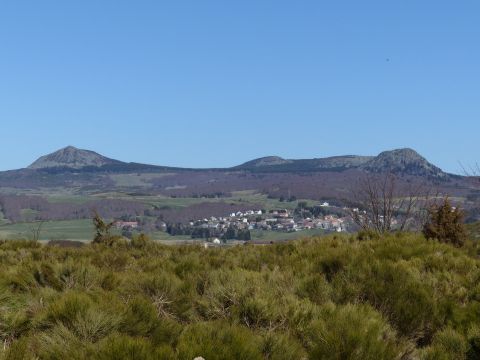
[114,221,138,229]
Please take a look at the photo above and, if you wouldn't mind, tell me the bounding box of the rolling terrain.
[0,146,477,241]
[0,146,468,197]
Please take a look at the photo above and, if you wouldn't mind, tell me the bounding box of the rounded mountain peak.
[28,146,121,169]
[239,156,292,168]
[362,148,447,178]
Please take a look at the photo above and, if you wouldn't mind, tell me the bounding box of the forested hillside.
[0,233,479,359]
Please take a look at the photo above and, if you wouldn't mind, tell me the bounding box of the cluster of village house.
[187,207,348,233]
[114,202,349,234]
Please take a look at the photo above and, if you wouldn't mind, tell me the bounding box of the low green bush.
[305,303,411,360]
[176,321,263,360]
[94,334,175,360]
[420,327,468,360]
[122,297,160,337]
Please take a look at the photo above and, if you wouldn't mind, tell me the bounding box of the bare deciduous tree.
[349,173,435,234]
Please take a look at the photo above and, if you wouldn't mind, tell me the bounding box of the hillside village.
[189,206,349,233]
[115,202,352,242]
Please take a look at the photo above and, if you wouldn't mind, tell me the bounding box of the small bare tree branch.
[459,161,480,177]
[30,221,44,242]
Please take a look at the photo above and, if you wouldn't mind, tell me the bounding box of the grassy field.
[149,231,198,243]
[46,194,94,204]
[250,228,327,242]
[90,190,318,212]
[0,219,95,242]
[0,210,9,226]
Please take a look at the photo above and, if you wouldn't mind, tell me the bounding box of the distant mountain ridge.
[0,146,468,205]
[25,146,449,179]
[235,148,448,178]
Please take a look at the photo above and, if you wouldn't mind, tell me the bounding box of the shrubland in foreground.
[0,232,479,359]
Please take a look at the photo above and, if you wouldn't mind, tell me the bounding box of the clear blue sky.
[0,1,478,173]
